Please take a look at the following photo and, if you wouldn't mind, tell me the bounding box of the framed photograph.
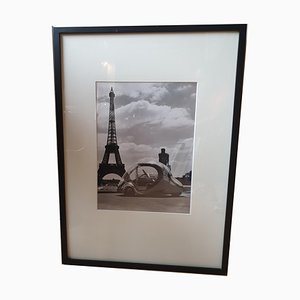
[53,24,246,275]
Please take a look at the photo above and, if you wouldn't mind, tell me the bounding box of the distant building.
[176,170,192,185]
[184,170,192,181]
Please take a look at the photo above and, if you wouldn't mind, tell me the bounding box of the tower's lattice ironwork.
[98,87,125,185]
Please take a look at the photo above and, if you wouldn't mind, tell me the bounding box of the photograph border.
[53,24,247,275]
[96,80,197,215]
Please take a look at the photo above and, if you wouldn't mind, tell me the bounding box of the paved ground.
[98,192,190,214]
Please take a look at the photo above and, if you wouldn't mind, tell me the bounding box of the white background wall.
[1,0,299,299]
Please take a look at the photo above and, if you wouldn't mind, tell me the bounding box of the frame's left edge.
[221,24,247,274]
[52,27,69,263]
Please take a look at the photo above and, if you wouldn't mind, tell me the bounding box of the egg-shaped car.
[117,162,184,197]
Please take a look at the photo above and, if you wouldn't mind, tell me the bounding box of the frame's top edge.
[52,24,247,35]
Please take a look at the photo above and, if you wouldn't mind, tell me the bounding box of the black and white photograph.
[96,81,197,213]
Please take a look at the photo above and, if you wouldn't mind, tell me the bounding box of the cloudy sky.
[96,81,197,177]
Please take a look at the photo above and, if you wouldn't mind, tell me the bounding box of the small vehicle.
[117,162,184,197]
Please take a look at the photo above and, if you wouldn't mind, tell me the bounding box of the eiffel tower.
[98,87,126,185]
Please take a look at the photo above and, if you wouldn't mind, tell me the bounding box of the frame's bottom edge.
[61,257,228,276]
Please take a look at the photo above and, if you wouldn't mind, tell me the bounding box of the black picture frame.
[53,24,246,275]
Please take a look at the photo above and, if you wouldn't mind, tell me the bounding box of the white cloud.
[150,107,194,128]
[175,84,191,92]
[120,142,155,153]
[115,100,193,130]
[147,86,168,102]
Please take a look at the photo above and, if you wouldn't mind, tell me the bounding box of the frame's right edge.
[221,24,247,275]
